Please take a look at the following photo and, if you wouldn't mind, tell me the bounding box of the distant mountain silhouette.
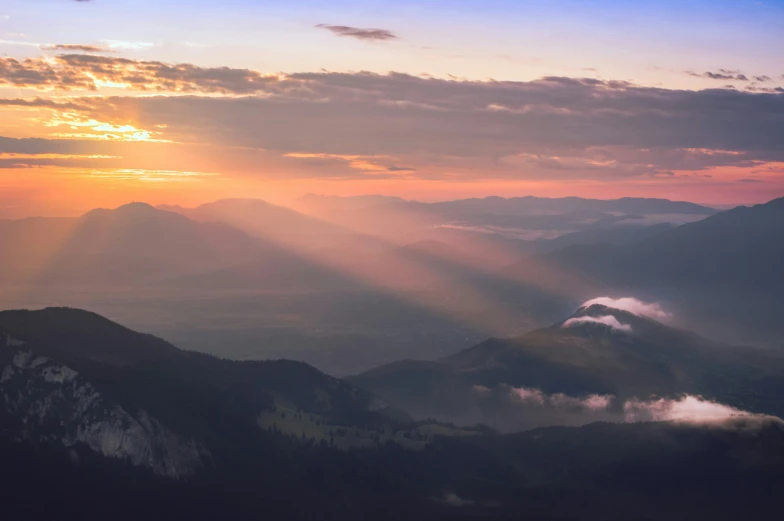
[295,194,715,251]
[300,194,714,217]
[0,203,264,286]
[160,198,359,251]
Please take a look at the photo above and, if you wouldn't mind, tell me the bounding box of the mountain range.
[2,195,783,375]
[2,307,783,520]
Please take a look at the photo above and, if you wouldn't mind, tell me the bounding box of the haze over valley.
[3,194,783,374]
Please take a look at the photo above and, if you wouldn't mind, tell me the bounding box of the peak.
[0,307,124,330]
[115,202,157,212]
[575,304,638,320]
[0,307,178,366]
[85,202,159,217]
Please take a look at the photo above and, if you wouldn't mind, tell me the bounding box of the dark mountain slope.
[468,420,784,521]
[2,308,784,521]
[0,308,409,467]
[523,196,784,289]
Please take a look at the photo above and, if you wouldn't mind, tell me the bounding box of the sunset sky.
[1,0,783,217]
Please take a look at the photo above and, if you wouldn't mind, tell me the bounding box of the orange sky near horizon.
[3,162,782,219]
[2,1,783,218]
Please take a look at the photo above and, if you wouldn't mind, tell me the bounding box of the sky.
[1,0,783,217]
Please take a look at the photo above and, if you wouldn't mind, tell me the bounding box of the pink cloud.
[563,314,633,332]
[624,395,759,423]
[581,297,672,321]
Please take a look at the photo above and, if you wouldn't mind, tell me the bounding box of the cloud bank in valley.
[511,386,614,411]
[623,395,764,424]
[498,385,779,430]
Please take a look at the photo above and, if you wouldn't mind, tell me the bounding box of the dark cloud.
[78,72,782,153]
[0,54,282,93]
[42,44,114,53]
[754,75,773,82]
[387,165,417,172]
[688,69,750,81]
[2,66,783,181]
[745,85,784,94]
[316,24,398,41]
[738,178,764,183]
[0,97,89,110]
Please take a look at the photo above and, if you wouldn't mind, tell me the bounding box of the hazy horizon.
[0,192,742,220]
[3,1,784,219]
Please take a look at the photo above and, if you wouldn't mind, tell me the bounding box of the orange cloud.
[0,54,284,93]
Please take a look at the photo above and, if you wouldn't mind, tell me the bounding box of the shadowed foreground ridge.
[1,307,783,520]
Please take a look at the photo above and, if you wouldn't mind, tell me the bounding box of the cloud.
[316,24,398,41]
[0,54,280,93]
[42,44,114,53]
[0,97,89,110]
[563,315,633,332]
[623,395,775,425]
[472,385,492,397]
[580,297,672,321]
[101,40,154,51]
[437,493,475,507]
[501,386,780,429]
[746,86,784,94]
[2,65,784,182]
[510,387,546,405]
[739,178,764,183]
[510,386,614,411]
[0,151,119,169]
[688,69,750,81]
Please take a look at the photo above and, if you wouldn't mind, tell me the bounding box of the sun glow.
[44,112,169,142]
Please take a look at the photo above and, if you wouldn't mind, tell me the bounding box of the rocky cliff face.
[0,332,209,478]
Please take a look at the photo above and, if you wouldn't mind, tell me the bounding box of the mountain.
[299,194,715,218]
[297,194,407,213]
[421,195,716,217]
[507,196,784,345]
[160,198,363,252]
[0,308,412,466]
[295,194,715,254]
[2,307,783,521]
[0,203,264,287]
[350,301,784,432]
